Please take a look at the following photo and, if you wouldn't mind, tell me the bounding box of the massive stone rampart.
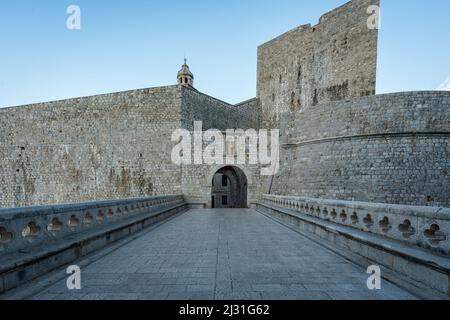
[271,91,450,207]
[257,0,379,128]
[0,86,184,207]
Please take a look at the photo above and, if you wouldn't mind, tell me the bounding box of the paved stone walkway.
[28,209,415,300]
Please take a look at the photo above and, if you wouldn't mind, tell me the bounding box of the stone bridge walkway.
[15,209,415,300]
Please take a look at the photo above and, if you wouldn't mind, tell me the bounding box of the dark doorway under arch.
[211,166,248,208]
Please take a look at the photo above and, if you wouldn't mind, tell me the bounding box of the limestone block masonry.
[0,195,187,293]
[0,86,184,207]
[0,86,260,208]
[257,0,379,128]
[0,0,448,213]
[256,195,450,297]
[0,0,449,298]
[272,91,450,207]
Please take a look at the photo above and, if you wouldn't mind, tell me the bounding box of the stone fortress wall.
[0,86,184,208]
[0,85,261,208]
[1,0,449,211]
[257,0,379,128]
[2,0,450,298]
[180,87,262,207]
[181,87,259,131]
[270,91,450,207]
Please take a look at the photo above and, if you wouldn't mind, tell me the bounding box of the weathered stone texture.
[257,0,379,128]
[181,164,263,208]
[0,84,261,208]
[0,86,184,207]
[283,91,450,142]
[181,87,259,131]
[179,88,261,207]
[1,0,449,212]
[271,91,450,207]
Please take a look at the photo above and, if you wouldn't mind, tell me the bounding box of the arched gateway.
[211,166,248,208]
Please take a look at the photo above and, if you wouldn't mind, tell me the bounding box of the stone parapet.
[0,195,187,293]
[261,194,450,254]
[257,194,450,297]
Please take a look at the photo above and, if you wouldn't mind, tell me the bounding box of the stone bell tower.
[177,58,194,87]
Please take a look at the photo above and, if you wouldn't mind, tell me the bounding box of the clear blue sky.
[0,0,449,108]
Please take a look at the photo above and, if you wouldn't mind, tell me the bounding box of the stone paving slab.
[25,209,417,300]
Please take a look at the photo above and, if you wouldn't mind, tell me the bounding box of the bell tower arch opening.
[177,58,194,88]
[211,166,248,209]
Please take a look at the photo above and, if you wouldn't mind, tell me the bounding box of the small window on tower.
[222,175,228,187]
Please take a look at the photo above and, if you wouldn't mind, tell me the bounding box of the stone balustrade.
[261,194,450,255]
[0,195,187,293]
[0,195,185,255]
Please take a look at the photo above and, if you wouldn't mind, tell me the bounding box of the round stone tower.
[177,59,194,87]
